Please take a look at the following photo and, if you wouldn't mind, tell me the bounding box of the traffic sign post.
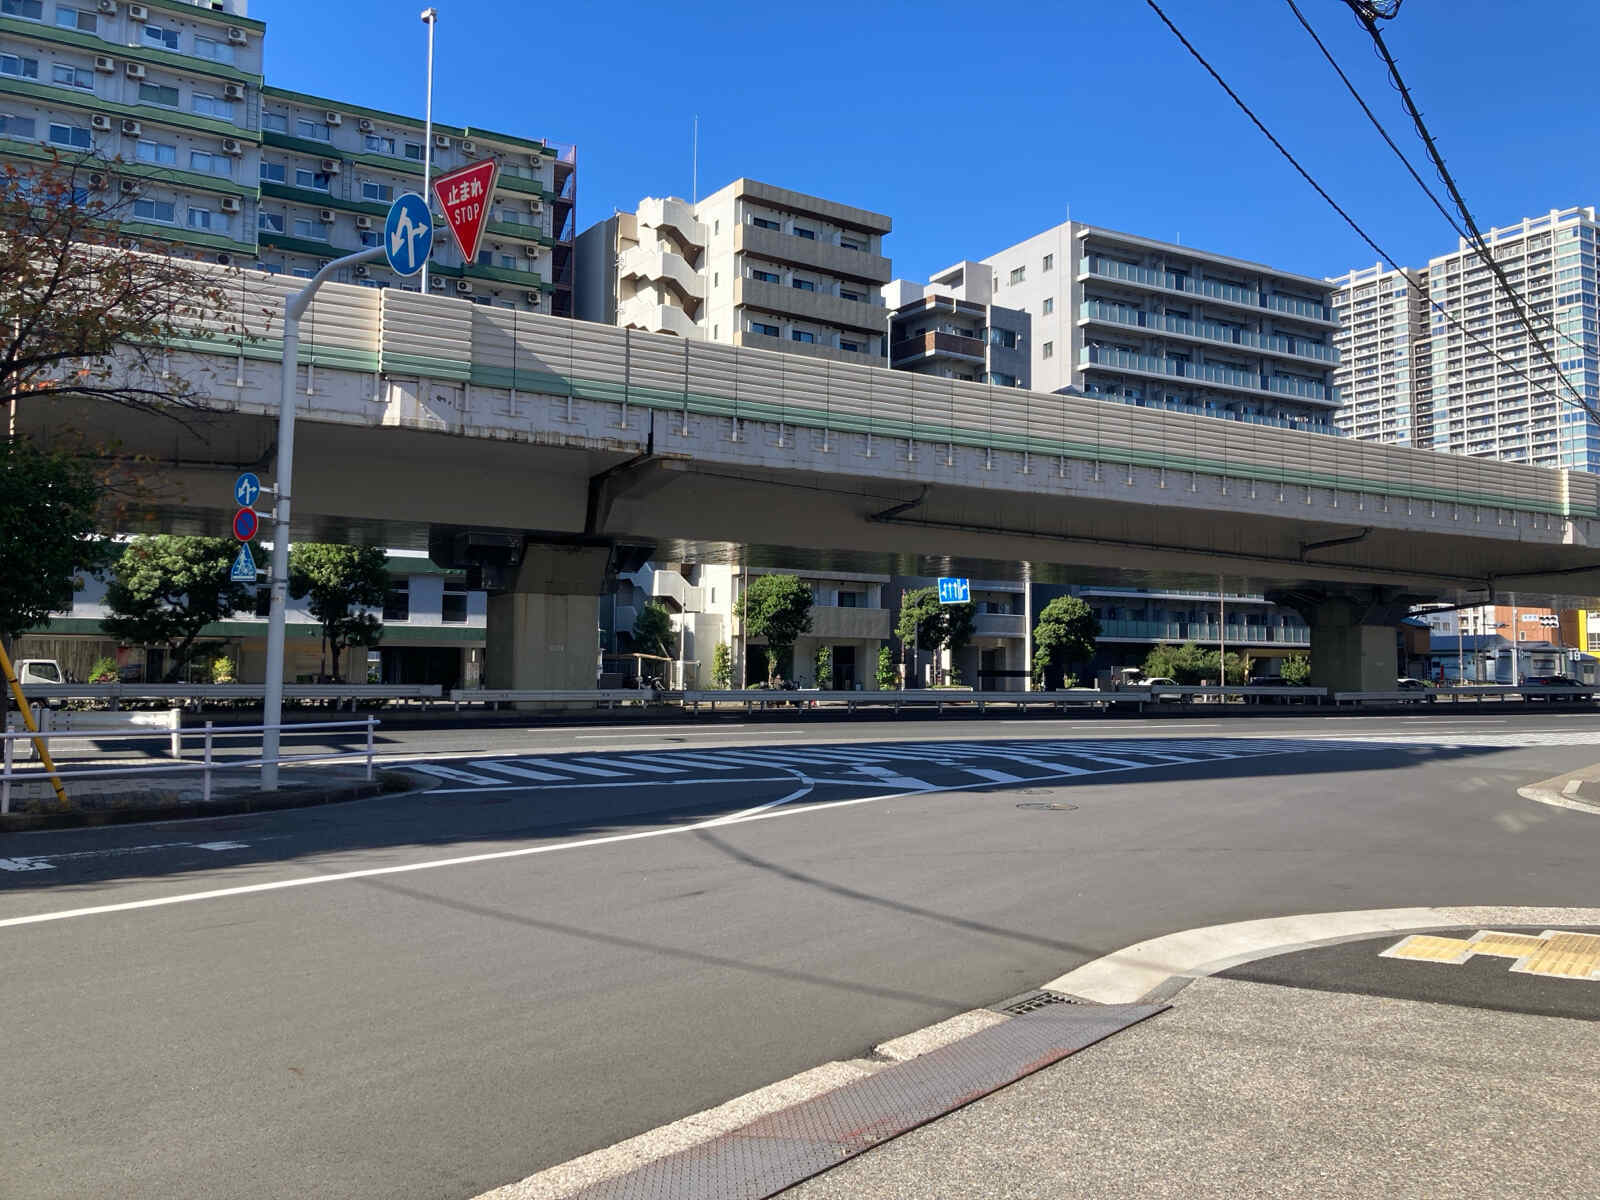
[230,543,257,583]
[937,577,971,605]
[383,192,433,278]
[232,507,259,543]
[234,472,262,508]
[430,158,499,264]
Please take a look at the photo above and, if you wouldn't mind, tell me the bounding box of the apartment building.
[981,221,1341,433]
[1332,207,1600,471]
[1076,586,1309,673]
[884,261,1030,387]
[576,178,892,367]
[1328,263,1428,446]
[0,0,574,314]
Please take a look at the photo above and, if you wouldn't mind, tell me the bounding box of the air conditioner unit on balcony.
[119,180,140,195]
[527,153,542,168]
[88,172,107,190]
[528,198,542,213]
[459,139,476,153]
[221,138,242,155]
[94,55,115,73]
[317,208,335,223]
[319,158,340,173]
[121,118,140,135]
[324,110,342,126]
[455,280,473,294]
[354,264,369,278]
[429,276,447,290]
[526,291,540,306]
[127,2,147,19]
[97,0,116,13]
[357,118,373,132]
[434,134,451,150]
[223,83,244,101]
[215,252,231,265]
[90,114,113,132]
[227,26,247,45]
[125,62,146,79]
[219,195,241,214]
[355,215,373,230]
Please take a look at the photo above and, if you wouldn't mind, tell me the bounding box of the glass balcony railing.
[1082,346,1332,401]
[1095,619,1310,645]
[1079,301,1336,362]
[1081,257,1334,322]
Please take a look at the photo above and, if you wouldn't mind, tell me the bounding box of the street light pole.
[262,245,386,791]
[419,7,438,294]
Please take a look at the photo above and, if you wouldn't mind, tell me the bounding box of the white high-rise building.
[979,221,1342,433]
[1332,206,1600,471]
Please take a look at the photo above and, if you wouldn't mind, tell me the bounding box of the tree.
[1032,596,1100,690]
[814,644,833,690]
[1,153,234,416]
[630,600,677,661]
[0,439,104,644]
[101,535,255,681]
[743,574,812,684]
[711,642,732,689]
[1143,641,1213,684]
[876,645,898,690]
[1281,653,1312,685]
[289,544,388,681]
[896,587,976,683]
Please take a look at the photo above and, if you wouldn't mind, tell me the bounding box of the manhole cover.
[1017,801,1077,811]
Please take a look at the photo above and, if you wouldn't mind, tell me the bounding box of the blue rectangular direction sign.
[937,577,970,604]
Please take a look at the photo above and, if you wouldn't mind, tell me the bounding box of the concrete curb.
[1517,765,1600,814]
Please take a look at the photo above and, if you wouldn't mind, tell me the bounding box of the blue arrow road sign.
[937,577,970,604]
[234,472,261,508]
[384,192,433,277]
[230,543,257,583]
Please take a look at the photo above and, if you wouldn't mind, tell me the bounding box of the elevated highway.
[21,263,1600,690]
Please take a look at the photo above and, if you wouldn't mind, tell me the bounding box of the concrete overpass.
[22,264,1600,691]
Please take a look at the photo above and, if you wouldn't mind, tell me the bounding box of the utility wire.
[1343,1,1589,405]
[1143,0,1589,429]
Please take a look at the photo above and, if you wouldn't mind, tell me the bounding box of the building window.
[262,112,288,133]
[50,63,93,90]
[1042,297,1054,316]
[0,54,38,79]
[791,330,815,343]
[499,254,516,269]
[403,141,423,161]
[190,151,232,178]
[1009,266,1025,285]
[792,277,815,291]
[142,24,180,50]
[793,226,816,240]
[187,207,214,230]
[47,122,91,149]
[840,288,862,302]
[259,161,285,183]
[296,118,330,141]
[1,0,42,18]
[840,237,861,251]
[292,217,328,240]
[138,82,179,107]
[749,321,779,337]
[290,267,313,279]
[750,268,779,284]
[192,94,234,120]
[361,180,393,202]
[383,581,409,622]
[359,230,378,247]
[840,339,860,352]
[295,168,331,191]
[1042,341,1054,359]
[258,211,285,233]
[750,216,780,231]
[193,37,236,65]
[136,140,176,165]
[0,113,35,137]
[1042,253,1054,272]
[133,199,175,223]
[442,590,468,624]
[364,135,395,155]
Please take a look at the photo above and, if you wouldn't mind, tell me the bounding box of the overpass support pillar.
[484,542,613,692]
[1269,588,1418,695]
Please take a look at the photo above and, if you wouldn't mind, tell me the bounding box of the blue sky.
[259,0,1599,283]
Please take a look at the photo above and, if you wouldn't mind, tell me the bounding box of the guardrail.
[18,684,442,710]
[680,689,1149,713]
[1333,685,1598,704]
[1,718,379,814]
[449,689,651,711]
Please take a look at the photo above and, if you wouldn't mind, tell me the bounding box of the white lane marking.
[511,757,625,777]
[855,764,935,790]
[963,767,1024,784]
[0,859,54,872]
[631,753,742,771]
[193,841,249,851]
[1002,757,1093,776]
[422,776,795,795]
[1048,751,1145,768]
[409,763,504,786]
[0,839,252,872]
[575,756,683,775]
[470,760,567,782]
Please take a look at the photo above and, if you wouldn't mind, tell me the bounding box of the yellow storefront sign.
[1380,930,1600,981]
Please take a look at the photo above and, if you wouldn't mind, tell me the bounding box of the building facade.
[575,178,892,368]
[0,0,573,314]
[980,220,1341,433]
[884,261,1030,387]
[1332,207,1600,471]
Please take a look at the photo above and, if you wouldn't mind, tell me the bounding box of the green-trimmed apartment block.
[0,0,575,316]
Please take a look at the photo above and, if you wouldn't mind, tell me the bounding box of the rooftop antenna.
[692,115,699,204]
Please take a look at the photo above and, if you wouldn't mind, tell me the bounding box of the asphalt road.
[4,711,1600,1199]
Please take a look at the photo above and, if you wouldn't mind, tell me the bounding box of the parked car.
[1395,676,1435,704]
[1141,676,1184,702]
[1523,675,1594,701]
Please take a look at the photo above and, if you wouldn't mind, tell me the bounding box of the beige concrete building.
[576,178,892,367]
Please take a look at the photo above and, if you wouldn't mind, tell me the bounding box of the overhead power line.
[1142,0,1594,430]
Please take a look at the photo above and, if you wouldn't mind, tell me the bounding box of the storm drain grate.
[992,988,1081,1016]
[567,1001,1165,1200]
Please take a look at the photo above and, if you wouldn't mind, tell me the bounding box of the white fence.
[18,684,441,710]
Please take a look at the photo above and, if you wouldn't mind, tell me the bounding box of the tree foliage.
[1142,641,1251,685]
[876,645,898,690]
[629,600,677,660]
[743,574,813,682]
[101,535,254,681]
[814,644,833,689]
[289,543,389,680]
[1032,596,1100,689]
[1,153,237,415]
[0,438,106,642]
[1280,653,1312,685]
[711,641,732,689]
[896,587,977,654]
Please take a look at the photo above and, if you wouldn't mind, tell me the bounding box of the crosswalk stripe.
[509,757,626,777]
[411,763,505,786]
[575,756,683,774]
[856,764,935,790]
[631,753,742,771]
[1046,751,1147,768]
[963,767,1024,784]
[471,760,567,782]
[1004,756,1093,776]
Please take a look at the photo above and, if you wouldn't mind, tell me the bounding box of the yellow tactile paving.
[1381,930,1600,981]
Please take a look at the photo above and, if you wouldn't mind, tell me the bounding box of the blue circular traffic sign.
[232,507,259,542]
[234,472,261,508]
[384,192,434,278]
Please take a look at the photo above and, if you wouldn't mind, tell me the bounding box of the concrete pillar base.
[1268,588,1422,696]
[480,540,615,693]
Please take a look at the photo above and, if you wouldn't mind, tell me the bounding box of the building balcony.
[736,277,886,335]
[638,196,706,253]
[1079,346,1337,407]
[808,606,892,640]
[736,223,890,284]
[618,296,701,339]
[891,331,986,366]
[1077,300,1338,366]
[1078,256,1337,328]
[972,612,1026,638]
[619,245,705,301]
[1095,619,1310,646]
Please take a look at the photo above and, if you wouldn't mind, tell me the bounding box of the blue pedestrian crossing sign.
[233,472,261,508]
[230,542,257,583]
[384,192,433,277]
[937,577,970,604]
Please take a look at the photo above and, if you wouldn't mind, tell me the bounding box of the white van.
[15,659,64,687]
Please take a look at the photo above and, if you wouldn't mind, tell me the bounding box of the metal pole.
[366,715,375,782]
[202,721,213,804]
[1511,600,1520,687]
[263,245,386,790]
[419,7,437,293]
[0,638,66,807]
[1022,564,1033,693]
[1218,575,1226,696]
